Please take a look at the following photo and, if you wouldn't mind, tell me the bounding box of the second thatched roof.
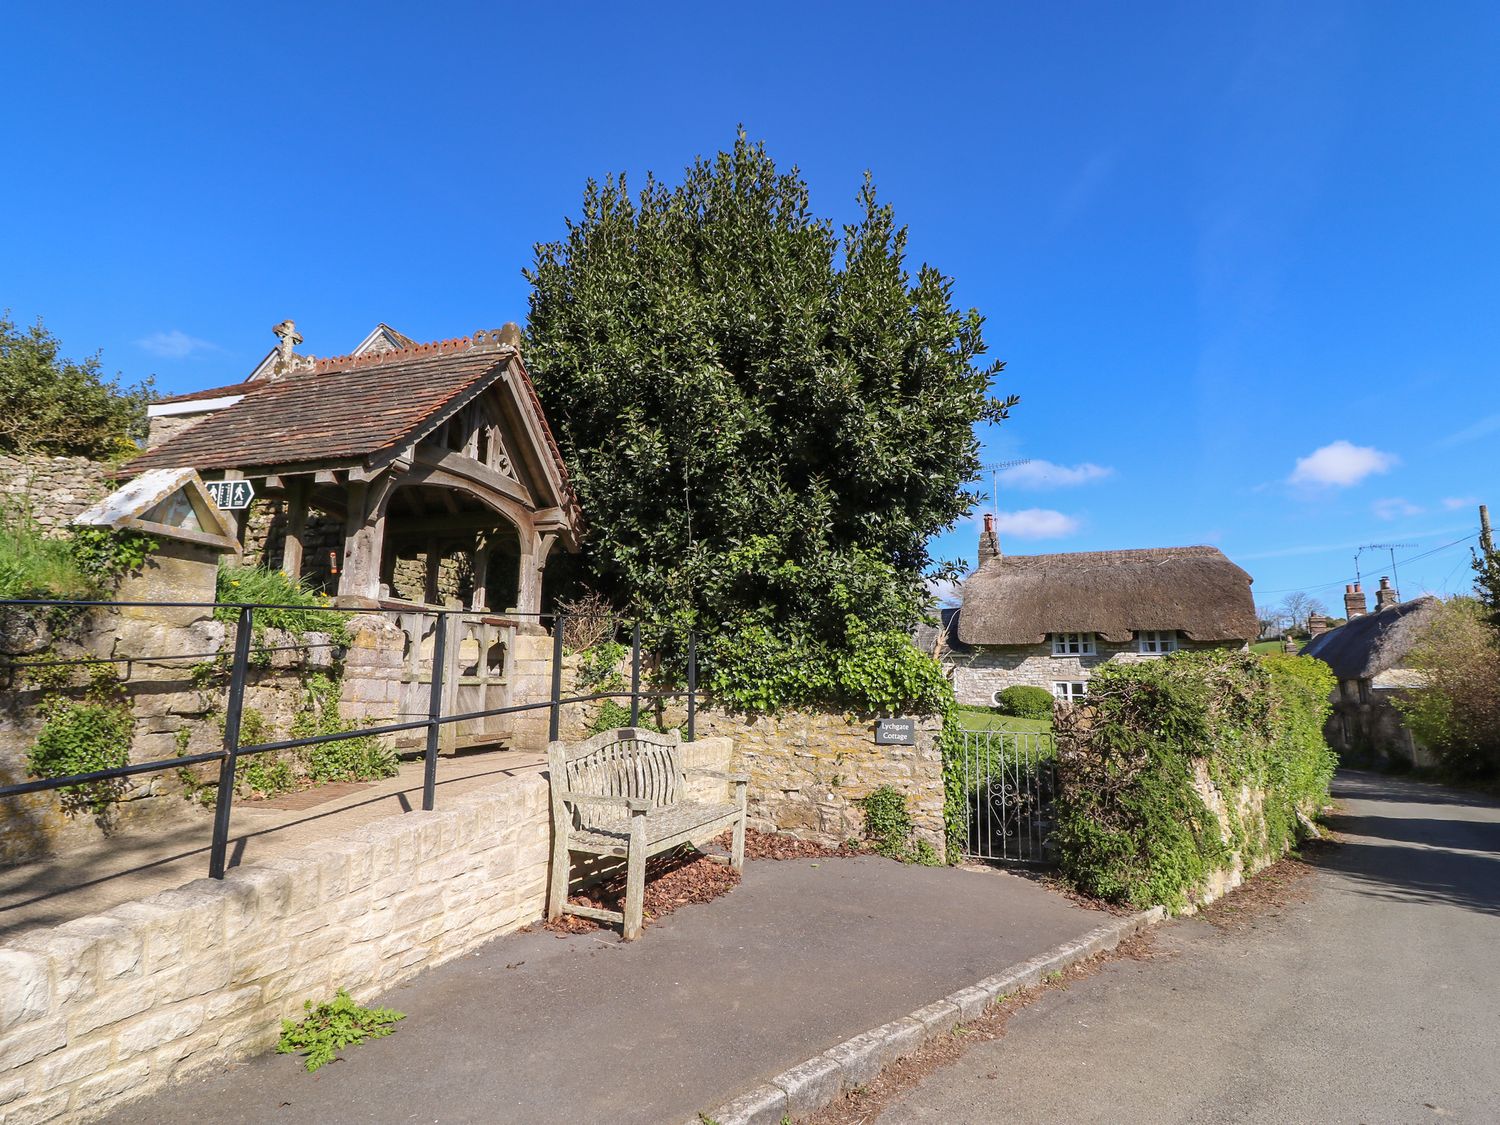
[955,546,1257,646]
[1299,596,1443,681]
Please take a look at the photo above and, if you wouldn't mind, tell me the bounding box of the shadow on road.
[1316,770,1500,918]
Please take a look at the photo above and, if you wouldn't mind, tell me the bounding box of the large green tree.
[0,314,153,458]
[525,135,1013,705]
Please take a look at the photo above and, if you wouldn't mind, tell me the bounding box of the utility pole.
[1481,504,1494,556]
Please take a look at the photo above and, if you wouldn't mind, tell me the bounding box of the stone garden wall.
[0,454,112,535]
[0,770,553,1123]
[662,705,945,856]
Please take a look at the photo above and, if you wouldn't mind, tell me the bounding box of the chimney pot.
[1344,582,1368,619]
[1375,576,1399,610]
[977,511,1001,566]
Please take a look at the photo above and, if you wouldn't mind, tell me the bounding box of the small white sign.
[204,479,255,510]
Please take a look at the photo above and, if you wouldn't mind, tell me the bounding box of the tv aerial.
[982,459,1033,517]
[1355,543,1415,598]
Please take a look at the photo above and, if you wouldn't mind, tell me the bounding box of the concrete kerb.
[693,906,1167,1125]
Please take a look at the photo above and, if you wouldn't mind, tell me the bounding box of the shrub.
[27,668,134,819]
[993,685,1054,720]
[1394,598,1500,777]
[1051,650,1335,910]
[0,508,155,600]
[859,785,940,865]
[215,565,349,647]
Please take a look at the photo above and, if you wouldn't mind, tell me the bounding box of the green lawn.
[952,705,1052,734]
[1251,639,1303,656]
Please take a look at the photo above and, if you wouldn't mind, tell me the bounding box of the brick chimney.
[1375,576,1398,611]
[978,512,1001,566]
[1307,612,1329,637]
[1344,583,1367,619]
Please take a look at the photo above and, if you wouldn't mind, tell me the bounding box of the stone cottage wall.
[0,454,113,534]
[948,637,1231,707]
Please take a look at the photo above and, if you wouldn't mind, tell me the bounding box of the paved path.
[0,750,545,940]
[880,770,1500,1124]
[105,857,1105,1125]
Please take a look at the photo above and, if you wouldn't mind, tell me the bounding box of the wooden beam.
[412,446,534,508]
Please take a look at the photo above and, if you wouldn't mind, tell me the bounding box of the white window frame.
[1053,681,1088,702]
[1051,632,1096,657]
[1137,630,1179,655]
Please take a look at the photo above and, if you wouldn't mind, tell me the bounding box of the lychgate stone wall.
[0,454,113,534]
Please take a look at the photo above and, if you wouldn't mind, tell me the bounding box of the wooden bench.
[546,726,748,941]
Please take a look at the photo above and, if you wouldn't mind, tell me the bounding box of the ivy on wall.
[1048,650,1337,910]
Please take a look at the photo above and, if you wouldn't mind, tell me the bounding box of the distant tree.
[525,133,1014,690]
[1256,604,1285,637]
[0,313,153,458]
[1473,521,1500,627]
[1396,598,1500,777]
[1277,592,1326,634]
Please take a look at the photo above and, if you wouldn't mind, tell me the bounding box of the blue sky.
[4,1,1496,613]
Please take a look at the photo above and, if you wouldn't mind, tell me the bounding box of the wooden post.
[281,478,309,581]
[337,475,393,602]
[471,539,491,611]
[219,469,247,549]
[423,536,441,606]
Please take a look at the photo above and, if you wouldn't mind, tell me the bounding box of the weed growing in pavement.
[276,989,404,1072]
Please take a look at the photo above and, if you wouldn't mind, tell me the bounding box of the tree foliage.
[1395,597,1500,778]
[0,313,153,458]
[525,134,1013,707]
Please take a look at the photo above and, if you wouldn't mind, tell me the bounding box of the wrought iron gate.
[955,729,1058,864]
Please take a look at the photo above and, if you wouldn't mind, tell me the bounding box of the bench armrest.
[566,794,653,814]
[683,768,749,784]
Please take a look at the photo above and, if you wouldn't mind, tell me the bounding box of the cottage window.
[1051,632,1095,656]
[1137,630,1179,655]
[1053,681,1088,702]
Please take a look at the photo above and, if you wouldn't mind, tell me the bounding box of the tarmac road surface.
[880,770,1500,1124]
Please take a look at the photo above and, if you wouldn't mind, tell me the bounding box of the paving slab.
[103,856,1106,1125]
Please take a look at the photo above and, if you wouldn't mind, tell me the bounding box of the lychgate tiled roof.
[127,332,521,475]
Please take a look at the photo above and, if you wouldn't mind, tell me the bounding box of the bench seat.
[547,727,748,940]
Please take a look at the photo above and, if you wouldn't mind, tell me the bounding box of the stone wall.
[947,637,1230,707]
[0,771,552,1124]
[0,454,112,535]
[663,705,945,856]
[243,501,343,593]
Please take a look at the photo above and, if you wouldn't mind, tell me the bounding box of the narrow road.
[880,770,1500,1124]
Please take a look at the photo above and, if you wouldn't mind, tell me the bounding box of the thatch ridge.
[1299,596,1442,681]
[955,545,1257,646]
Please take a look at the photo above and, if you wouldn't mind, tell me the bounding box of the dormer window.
[1137,630,1179,655]
[1051,632,1096,656]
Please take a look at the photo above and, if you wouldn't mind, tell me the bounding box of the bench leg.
[731,780,747,871]
[623,811,647,941]
[547,820,569,922]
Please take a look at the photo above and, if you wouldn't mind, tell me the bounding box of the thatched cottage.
[1300,581,1442,766]
[940,514,1258,706]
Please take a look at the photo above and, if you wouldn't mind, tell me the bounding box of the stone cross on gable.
[272,319,303,375]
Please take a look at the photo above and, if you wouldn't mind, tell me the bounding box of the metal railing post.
[209,605,254,879]
[686,630,697,742]
[422,613,449,812]
[548,613,565,743]
[629,621,641,726]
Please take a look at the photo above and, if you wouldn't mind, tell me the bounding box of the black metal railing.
[953,728,1058,864]
[0,598,700,880]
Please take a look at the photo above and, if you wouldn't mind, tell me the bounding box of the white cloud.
[1442,496,1479,511]
[1288,440,1398,488]
[1372,497,1424,521]
[994,508,1081,539]
[925,577,964,607]
[996,460,1114,489]
[136,330,219,359]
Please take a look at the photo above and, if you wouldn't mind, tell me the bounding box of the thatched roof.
[955,546,1257,646]
[1299,596,1442,681]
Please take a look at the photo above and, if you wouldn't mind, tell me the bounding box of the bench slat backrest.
[548,727,684,807]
